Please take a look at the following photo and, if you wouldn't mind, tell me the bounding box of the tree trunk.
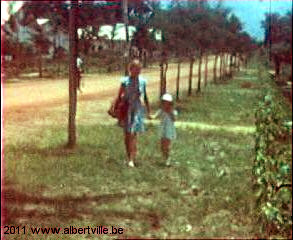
[223,53,227,77]
[197,51,203,92]
[225,53,228,76]
[163,60,168,94]
[123,0,129,76]
[111,24,117,49]
[58,60,61,76]
[229,54,233,76]
[58,34,61,76]
[38,53,43,78]
[236,53,240,71]
[226,54,229,75]
[159,59,167,97]
[204,53,208,87]
[213,55,218,83]
[67,0,78,149]
[176,60,181,100]
[219,53,223,81]
[188,57,194,96]
[274,56,281,82]
[160,60,164,97]
[53,26,58,59]
[143,50,147,68]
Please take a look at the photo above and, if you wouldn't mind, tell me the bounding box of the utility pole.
[67,0,78,148]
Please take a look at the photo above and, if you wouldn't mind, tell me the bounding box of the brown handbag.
[108,91,128,127]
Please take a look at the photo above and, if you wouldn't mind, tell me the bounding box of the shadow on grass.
[3,183,160,230]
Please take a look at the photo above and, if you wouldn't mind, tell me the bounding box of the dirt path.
[3,59,220,124]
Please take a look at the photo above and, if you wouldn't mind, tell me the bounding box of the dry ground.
[3,59,218,124]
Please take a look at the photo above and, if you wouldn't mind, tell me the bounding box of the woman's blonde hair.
[128,59,142,72]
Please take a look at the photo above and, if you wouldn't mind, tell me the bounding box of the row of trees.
[3,0,256,147]
[143,1,256,98]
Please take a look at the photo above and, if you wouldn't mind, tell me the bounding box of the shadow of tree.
[2,184,160,230]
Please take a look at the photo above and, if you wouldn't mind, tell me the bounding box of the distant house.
[4,7,162,59]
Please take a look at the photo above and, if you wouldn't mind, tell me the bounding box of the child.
[153,93,177,166]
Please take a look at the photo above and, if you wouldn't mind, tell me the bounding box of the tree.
[33,29,51,78]
[148,2,171,97]
[67,0,78,148]
[262,12,292,82]
[19,0,153,147]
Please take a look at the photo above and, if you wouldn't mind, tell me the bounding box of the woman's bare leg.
[125,132,137,164]
[124,132,130,159]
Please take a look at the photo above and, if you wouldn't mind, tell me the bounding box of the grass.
[4,62,287,239]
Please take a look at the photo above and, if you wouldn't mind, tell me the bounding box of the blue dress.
[154,109,177,140]
[121,76,147,133]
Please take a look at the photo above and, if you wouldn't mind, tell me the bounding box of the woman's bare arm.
[144,89,151,117]
[118,85,125,99]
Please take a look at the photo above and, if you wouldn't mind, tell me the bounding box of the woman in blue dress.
[117,59,151,167]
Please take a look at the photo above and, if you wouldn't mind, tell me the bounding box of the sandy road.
[4,58,219,110]
[3,58,222,128]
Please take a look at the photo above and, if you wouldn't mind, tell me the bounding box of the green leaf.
[279,164,290,175]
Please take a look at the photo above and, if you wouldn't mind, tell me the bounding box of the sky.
[222,0,292,40]
[1,0,292,41]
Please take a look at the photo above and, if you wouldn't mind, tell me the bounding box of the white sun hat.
[161,93,173,102]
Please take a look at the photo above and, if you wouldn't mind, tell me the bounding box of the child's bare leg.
[161,138,171,160]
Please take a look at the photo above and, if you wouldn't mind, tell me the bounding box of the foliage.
[253,73,292,237]
[262,11,292,81]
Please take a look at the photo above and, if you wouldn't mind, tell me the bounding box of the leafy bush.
[253,92,292,237]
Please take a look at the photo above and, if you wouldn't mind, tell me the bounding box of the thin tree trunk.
[58,60,61,76]
[163,61,168,94]
[188,57,194,96]
[197,51,203,92]
[223,53,227,77]
[219,53,223,81]
[274,56,281,82]
[222,53,225,78]
[213,54,218,83]
[160,60,164,97]
[123,0,129,76]
[67,0,78,148]
[229,54,233,76]
[39,53,43,78]
[236,53,240,71]
[58,34,61,76]
[111,24,117,49]
[53,25,58,59]
[176,60,181,100]
[234,54,237,70]
[204,53,208,87]
[143,50,147,68]
[225,53,228,75]
[226,54,229,75]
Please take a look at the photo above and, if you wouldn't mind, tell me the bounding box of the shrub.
[253,92,292,238]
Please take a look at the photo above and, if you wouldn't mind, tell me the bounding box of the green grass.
[4,63,287,239]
